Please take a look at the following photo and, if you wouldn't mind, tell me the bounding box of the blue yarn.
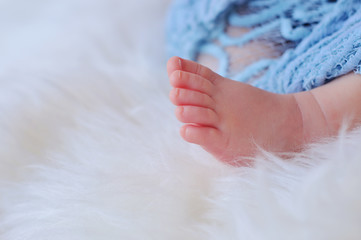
[233,59,275,82]
[228,1,293,27]
[280,18,311,41]
[166,0,361,94]
[218,19,280,46]
[166,0,243,60]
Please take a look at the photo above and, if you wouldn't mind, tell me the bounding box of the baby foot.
[167,57,329,165]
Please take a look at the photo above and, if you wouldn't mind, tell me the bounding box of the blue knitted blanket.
[166,0,361,93]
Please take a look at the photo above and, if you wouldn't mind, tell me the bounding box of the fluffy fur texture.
[0,0,360,239]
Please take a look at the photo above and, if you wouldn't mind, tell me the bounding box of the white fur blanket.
[0,0,360,239]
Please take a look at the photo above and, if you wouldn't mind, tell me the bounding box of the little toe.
[175,106,218,126]
[167,56,182,77]
[178,58,221,83]
[170,70,214,95]
[170,88,215,108]
[180,124,222,147]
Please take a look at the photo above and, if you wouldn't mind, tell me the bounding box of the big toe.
[180,124,222,148]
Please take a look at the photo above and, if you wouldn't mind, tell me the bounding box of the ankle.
[293,91,330,143]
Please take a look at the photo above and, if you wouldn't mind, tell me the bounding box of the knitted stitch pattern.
[166,0,361,93]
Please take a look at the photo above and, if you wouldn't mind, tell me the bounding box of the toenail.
[184,126,189,137]
[176,106,184,116]
[178,58,182,69]
[178,107,184,116]
[178,70,182,79]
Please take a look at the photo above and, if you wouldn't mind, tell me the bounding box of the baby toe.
[178,58,221,84]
